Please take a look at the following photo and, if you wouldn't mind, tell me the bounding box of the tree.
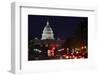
[73,18,88,46]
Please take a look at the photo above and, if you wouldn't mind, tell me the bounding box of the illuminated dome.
[41,21,54,40]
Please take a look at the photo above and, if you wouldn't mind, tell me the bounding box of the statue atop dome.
[41,21,54,40]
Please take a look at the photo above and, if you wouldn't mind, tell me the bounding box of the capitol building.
[41,21,55,40]
[32,20,64,48]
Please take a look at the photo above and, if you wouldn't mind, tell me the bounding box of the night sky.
[28,15,88,41]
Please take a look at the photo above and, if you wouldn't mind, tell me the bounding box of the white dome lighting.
[41,21,54,40]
